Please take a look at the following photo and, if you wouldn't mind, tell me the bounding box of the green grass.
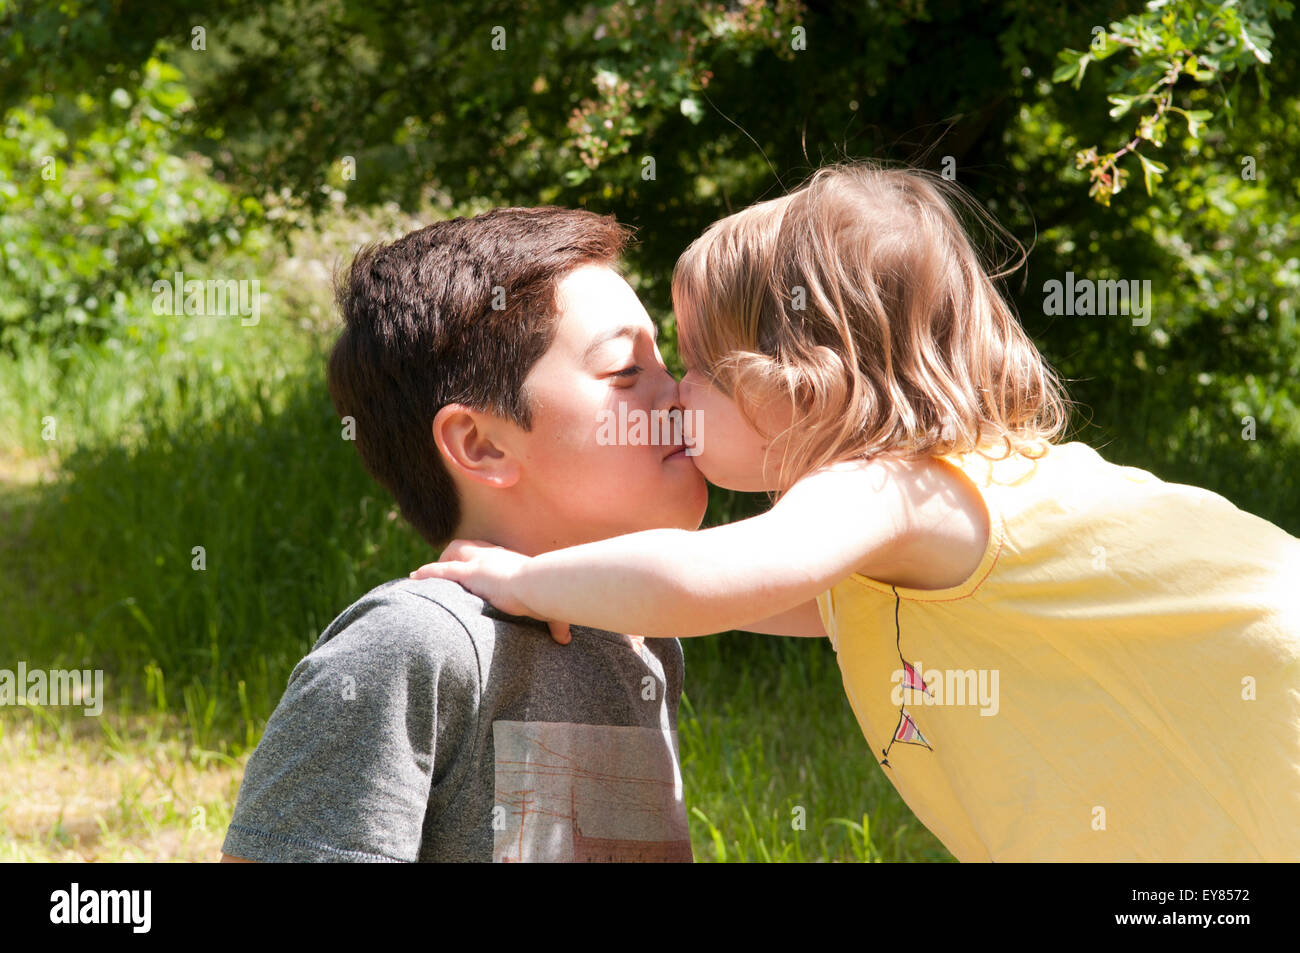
[0,331,429,753]
[0,707,241,862]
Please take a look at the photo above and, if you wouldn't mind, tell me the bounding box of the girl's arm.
[734,599,828,638]
[414,458,909,638]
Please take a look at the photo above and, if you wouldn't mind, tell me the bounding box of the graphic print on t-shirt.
[491,720,692,862]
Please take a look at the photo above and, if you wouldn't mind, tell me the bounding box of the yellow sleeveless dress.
[815,440,1300,861]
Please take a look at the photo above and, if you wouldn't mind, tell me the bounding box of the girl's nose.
[677,371,704,413]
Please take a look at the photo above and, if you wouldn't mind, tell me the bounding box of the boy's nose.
[659,365,685,410]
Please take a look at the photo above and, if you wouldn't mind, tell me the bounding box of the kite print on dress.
[881,586,935,769]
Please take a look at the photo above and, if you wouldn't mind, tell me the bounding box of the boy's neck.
[451,515,581,558]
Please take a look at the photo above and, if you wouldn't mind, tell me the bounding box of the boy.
[220,207,709,861]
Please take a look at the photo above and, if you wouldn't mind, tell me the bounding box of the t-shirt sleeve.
[220,586,481,862]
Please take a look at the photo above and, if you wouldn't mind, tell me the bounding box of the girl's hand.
[409,540,572,645]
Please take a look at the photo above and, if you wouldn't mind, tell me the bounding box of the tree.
[4,0,1298,526]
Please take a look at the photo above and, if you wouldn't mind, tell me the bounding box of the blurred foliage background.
[1,0,1296,861]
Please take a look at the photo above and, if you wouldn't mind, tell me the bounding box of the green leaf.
[1052,49,1091,87]
[1184,108,1212,138]
[1072,53,1093,89]
[1240,20,1273,64]
[1107,94,1136,118]
[1137,153,1167,195]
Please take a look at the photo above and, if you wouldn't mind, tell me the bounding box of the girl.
[412,162,1300,862]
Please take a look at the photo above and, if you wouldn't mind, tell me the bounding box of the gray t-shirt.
[221,577,692,862]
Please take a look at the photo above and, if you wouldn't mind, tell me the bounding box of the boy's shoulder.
[321,574,676,653]
[308,575,684,697]
[309,574,663,660]
[313,575,523,654]
[323,573,494,624]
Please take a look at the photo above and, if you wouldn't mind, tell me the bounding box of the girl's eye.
[614,364,643,379]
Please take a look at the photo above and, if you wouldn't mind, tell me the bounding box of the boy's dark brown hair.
[328,206,633,547]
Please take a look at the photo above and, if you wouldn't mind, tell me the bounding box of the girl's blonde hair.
[671,160,1072,494]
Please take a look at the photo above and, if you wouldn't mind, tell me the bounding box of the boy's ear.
[432,404,522,488]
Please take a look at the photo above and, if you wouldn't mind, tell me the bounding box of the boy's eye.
[613,364,643,379]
